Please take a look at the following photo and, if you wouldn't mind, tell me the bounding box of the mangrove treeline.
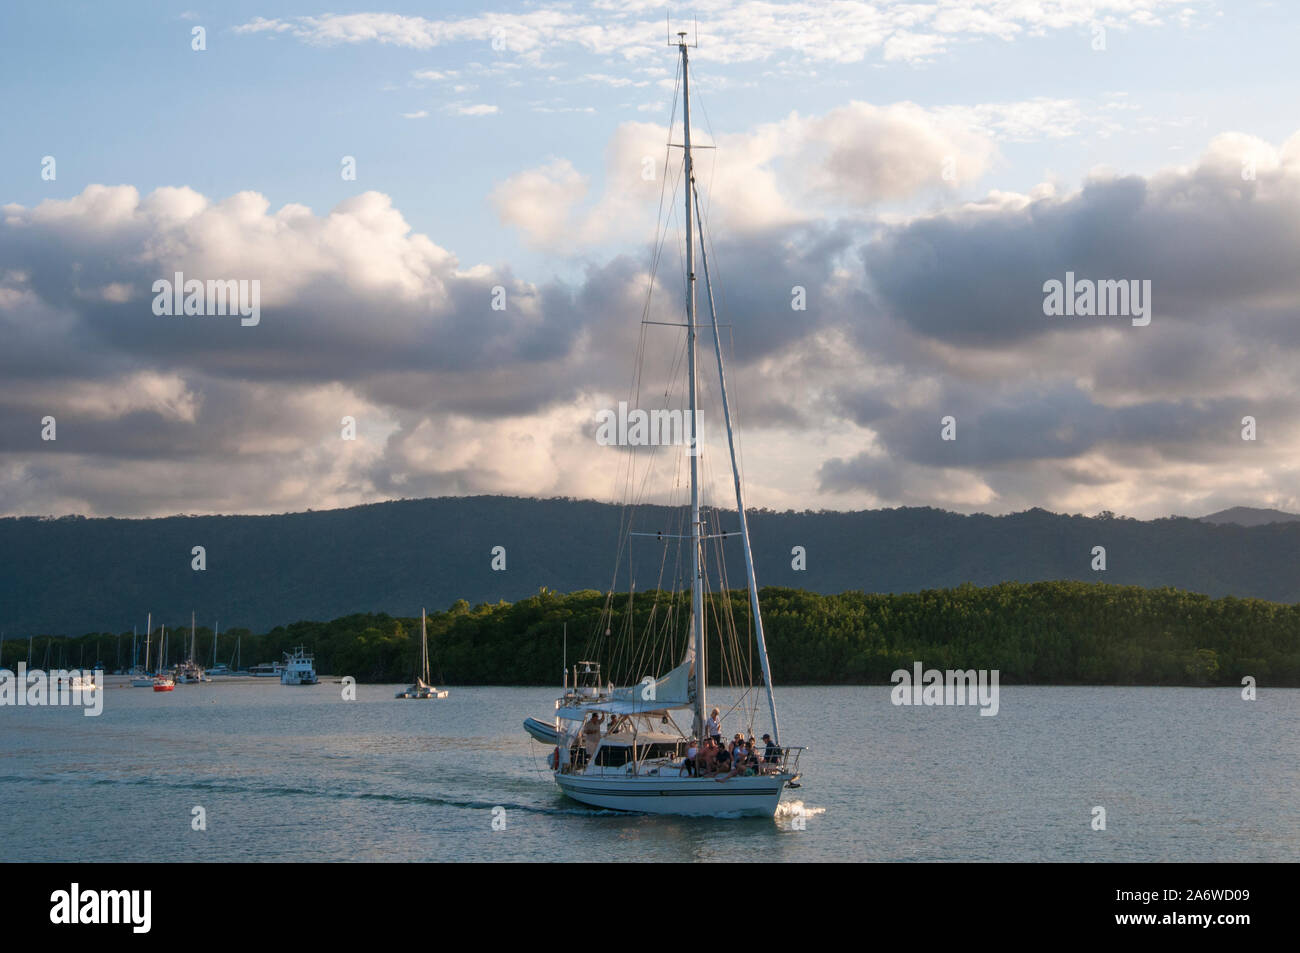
[5,581,1300,686]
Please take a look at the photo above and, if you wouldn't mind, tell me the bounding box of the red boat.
[152,675,175,692]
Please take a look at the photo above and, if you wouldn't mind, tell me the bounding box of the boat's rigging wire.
[575,49,769,736]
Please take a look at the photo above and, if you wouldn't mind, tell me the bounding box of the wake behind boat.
[528,31,803,817]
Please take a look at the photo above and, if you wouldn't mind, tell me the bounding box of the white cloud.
[236,1,1210,67]
[491,100,998,247]
[446,103,499,116]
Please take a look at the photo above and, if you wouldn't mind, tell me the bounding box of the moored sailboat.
[175,611,208,683]
[396,609,449,699]
[131,613,155,687]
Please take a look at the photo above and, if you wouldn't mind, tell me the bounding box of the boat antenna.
[666,18,698,48]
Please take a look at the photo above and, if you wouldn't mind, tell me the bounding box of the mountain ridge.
[4,495,1299,635]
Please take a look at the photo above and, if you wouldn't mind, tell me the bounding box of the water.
[2,681,1296,861]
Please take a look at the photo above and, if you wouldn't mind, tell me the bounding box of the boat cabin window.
[591,742,679,767]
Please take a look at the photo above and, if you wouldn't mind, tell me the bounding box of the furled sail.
[557,651,694,720]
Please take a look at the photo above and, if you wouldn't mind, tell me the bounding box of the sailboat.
[532,32,803,817]
[396,609,449,699]
[175,611,207,683]
[207,621,232,676]
[131,613,155,687]
[153,624,174,691]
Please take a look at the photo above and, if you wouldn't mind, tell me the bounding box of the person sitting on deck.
[695,738,709,775]
[762,733,781,766]
[699,738,717,776]
[713,740,731,777]
[680,738,699,777]
[716,737,747,782]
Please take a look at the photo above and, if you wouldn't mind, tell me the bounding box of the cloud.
[7,127,1300,520]
[491,101,998,248]
[235,2,1209,67]
[446,103,499,116]
[860,131,1300,347]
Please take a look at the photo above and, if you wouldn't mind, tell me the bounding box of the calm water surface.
[2,681,1296,862]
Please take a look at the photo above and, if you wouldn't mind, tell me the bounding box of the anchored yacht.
[396,609,449,699]
[280,647,318,685]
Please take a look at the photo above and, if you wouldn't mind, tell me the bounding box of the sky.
[3,0,1300,520]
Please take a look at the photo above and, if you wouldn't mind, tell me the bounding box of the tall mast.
[421,608,429,683]
[679,32,706,739]
[692,183,781,744]
[213,621,219,667]
[144,612,151,672]
[190,610,196,663]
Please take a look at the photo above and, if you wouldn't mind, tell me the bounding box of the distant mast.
[421,608,429,684]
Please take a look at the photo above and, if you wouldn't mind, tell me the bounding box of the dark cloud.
[6,133,1300,518]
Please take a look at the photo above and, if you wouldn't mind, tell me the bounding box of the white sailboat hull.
[555,771,791,817]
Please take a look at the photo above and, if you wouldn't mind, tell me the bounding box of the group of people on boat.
[570,706,781,779]
[681,708,781,781]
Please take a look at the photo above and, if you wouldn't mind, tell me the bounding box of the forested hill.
[11,583,1299,686]
[4,495,1300,636]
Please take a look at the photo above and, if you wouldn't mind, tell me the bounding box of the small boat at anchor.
[396,609,449,699]
[152,674,174,692]
[280,646,318,685]
[131,613,155,686]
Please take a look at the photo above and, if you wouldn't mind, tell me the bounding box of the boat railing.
[772,745,804,777]
[648,741,805,778]
[557,740,805,778]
